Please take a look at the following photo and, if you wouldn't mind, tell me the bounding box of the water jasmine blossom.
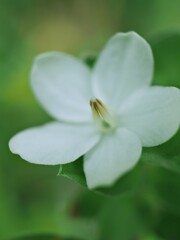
[9,32,180,189]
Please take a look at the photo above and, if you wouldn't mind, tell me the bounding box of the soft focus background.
[1,1,180,239]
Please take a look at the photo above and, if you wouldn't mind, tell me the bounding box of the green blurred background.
[1,0,180,239]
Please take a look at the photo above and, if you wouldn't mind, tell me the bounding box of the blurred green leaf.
[152,32,180,88]
[98,196,147,240]
[58,156,162,197]
[12,235,67,240]
[142,236,163,240]
[12,236,81,240]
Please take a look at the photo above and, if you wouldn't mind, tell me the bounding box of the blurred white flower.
[9,32,180,189]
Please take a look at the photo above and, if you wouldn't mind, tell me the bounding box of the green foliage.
[12,236,82,240]
[12,235,68,240]
[59,158,87,187]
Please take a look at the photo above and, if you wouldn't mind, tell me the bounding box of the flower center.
[90,98,117,132]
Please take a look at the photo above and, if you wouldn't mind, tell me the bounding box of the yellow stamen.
[90,98,116,131]
[90,98,108,121]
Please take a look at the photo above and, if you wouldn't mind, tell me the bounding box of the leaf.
[58,33,180,195]
[58,155,156,196]
[58,158,87,187]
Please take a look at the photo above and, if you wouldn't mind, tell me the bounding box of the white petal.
[31,52,92,123]
[92,32,153,110]
[9,122,100,165]
[84,128,142,189]
[119,86,180,147]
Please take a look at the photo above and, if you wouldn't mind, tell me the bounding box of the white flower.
[9,32,180,189]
